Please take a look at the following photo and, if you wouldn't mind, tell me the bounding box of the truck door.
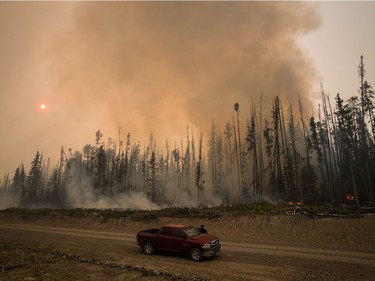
[158,227,187,253]
[170,227,188,253]
[158,226,172,250]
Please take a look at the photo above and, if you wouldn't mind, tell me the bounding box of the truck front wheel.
[190,247,203,262]
[143,242,155,255]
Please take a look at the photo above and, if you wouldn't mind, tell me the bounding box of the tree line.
[1,56,374,208]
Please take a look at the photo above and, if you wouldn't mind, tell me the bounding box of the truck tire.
[190,247,203,262]
[143,242,155,255]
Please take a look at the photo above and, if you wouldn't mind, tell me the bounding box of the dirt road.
[1,222,375,281]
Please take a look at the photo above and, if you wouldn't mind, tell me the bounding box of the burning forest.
[1,56,375,209]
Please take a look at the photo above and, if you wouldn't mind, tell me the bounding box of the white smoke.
[66,176,160,209]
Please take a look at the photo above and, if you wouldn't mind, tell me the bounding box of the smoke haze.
[0,2,320,177]
[62,175,221,210]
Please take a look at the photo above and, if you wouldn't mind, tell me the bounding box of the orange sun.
[40,104,46,110]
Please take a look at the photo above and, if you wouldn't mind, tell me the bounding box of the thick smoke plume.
[50,2,320,142]
[1,2,321,209]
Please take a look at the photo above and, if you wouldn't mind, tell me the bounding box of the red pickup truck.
[136,224,221,261]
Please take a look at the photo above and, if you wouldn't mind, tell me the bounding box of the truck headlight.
[202,243,211,249]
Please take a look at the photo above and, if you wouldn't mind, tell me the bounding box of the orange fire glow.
[289,201,303,206]
[346,194,355,202]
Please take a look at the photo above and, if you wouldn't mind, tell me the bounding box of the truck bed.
[138,228,159,234]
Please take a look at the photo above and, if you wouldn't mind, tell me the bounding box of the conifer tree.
[11,164,26,206]
[23,151,42,206]
[246,107,257,201]
[148,151,158,202]
[224,122,234,201]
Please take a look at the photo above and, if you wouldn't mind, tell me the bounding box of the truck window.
[160,227,172,236]
[184,226,201,237]
[172,228,186,238]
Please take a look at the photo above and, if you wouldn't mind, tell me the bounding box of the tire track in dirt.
[0,223,134,242]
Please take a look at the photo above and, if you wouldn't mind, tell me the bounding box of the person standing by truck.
[199,225,207,233]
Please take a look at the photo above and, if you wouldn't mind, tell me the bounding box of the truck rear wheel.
[143,242,155,255]
[190,247,203,262]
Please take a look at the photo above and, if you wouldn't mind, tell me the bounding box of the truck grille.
[210,239,220,250]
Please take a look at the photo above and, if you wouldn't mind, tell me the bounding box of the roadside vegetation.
[1,201,374,221]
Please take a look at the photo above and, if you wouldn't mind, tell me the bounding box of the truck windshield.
[184,227,201,237]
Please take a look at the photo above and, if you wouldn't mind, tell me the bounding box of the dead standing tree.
[208,122,224,196]
[182,124,192,194]
[298,97,318,204]
[272,97,286,201]
[320,85,338,201]
[288,103,302,202]
[234,102,246,202]
[358,56,374,204]
[195,133,205,206]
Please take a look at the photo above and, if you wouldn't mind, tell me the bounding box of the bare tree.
[195,133,204,206]
[234,102,245,201]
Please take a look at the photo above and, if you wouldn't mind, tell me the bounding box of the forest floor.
[0,207,375,280]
